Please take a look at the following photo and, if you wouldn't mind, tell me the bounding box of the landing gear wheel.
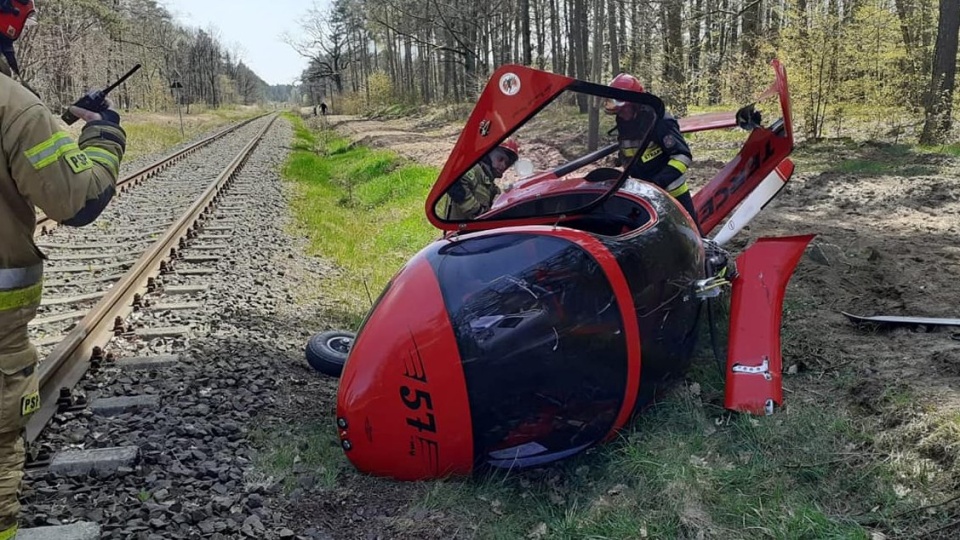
[305,330,355,377]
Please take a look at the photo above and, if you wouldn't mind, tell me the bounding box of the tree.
[919,0,959,145]
[12,0,271,112]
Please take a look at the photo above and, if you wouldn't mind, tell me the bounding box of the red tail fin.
[694,60,793,236]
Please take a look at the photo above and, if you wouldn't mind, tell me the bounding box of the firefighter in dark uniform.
[0,2,127,537]
[605,73,700,233]
[444,139,519,220]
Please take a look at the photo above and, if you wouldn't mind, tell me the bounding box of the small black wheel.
[305,330,356,377]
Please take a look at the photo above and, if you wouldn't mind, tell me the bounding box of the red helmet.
[0,0,35,41]
[499,138,519,161]
[604,73,645,115]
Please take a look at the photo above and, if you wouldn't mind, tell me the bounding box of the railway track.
[18,112,329,539]
[25,114,278,447]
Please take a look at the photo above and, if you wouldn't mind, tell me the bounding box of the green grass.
[919,142,960,157]
[250,421,346,492]
[792,139,940,177]
[281,113,439,327]
[119,107,264,162]
[122,122,189,162]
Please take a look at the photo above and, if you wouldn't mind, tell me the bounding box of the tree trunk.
[574,0,589,112]
[588,0,604,150]
[520,0,532,65]
[607,0,619,75]
[661,0,686,112]
[919,0,959,145]
[741,0,761,60]
[688,0,703,104]
[550,0,561,73]
[534,0,546,68]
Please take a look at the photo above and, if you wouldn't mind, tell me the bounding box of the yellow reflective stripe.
[0,524,18,540]
[641,145,663,162]
[25,132,79,170]
[24,131,70,158]
[0,282,42,311]
[669,182,690,197]
[668,158,689,174]
[85,147,120,176]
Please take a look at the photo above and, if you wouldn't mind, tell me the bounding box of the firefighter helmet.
[499,139,519,162]
[604,73,645,115]
[0,0,36,41]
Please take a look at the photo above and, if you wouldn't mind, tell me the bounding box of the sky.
[160,0,326,86]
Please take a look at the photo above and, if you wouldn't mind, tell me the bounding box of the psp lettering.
[68,152,90,169]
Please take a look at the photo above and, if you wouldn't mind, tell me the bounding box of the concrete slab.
[45,252,122,262]
[50,447,139,475]
[45,261,130,274]
[181,255,221,263]
[118,355,178,371]
[35,242,125,250]
[29,310,86,326]
[175,268,217,276]
[17,522,101,540]
[149,303,202,311]
[92,395,160,416]
[163,285,208,295]
[137,326,191,339]
[40,291,106,306]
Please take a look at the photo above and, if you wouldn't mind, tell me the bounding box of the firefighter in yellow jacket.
[1,2,127,537]
[443,139,519,220]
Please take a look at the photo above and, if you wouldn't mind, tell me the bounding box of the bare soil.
[285,114,960,538]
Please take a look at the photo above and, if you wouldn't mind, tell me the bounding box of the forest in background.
[10,0,957,145]
[292,0,958,144]
[14,0,276,115]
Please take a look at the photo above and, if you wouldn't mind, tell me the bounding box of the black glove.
[99,108,121,125]
[736,105,761,130]
[68,98,121,126]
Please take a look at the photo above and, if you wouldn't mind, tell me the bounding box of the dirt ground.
[289,113,960,538]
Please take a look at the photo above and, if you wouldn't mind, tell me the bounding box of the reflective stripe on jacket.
[616,112,692,190]
[0,60,126,360]
[0,262,42,312]
[0,59,126,277]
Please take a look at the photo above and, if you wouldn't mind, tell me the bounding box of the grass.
[789,139,941,177]
[112,106,263,162]
[276,115,959,539]
[281,112,439,328]
[249,421,346,493]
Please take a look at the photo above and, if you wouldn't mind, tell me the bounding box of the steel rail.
[34,114,266,237]
[26,114,280,444]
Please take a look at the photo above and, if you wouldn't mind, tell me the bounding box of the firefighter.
[1,1,127,538]
[604,73,701,233]
[444,139,519,220]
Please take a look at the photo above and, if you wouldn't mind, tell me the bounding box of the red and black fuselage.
[336,181,703,479]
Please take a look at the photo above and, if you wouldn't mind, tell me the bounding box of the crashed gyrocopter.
[308,60,813,480]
